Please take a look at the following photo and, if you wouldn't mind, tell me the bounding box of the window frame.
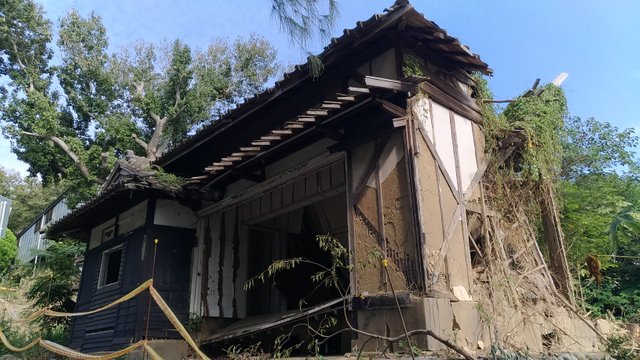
[97,244,125,289]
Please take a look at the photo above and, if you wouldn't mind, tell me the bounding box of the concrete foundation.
[353,295,601,356]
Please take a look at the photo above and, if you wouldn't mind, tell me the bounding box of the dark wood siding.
[69,224,195,352]
[139,226,195,339]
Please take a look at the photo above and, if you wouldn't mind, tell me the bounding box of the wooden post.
[539,179,575,305]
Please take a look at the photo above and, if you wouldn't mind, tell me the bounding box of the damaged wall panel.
[351,131,423,293]
[410,95,475,295]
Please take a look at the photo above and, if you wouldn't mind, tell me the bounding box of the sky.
[1,0,639,176]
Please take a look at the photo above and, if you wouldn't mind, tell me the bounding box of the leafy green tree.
[561,116,638,180]
[0,229,17,273]
[26,240,84,325]
[1,0,280,203]
[0,166,63,233]
[559,115,640,320]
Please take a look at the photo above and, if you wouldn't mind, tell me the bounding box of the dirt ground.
[0,288,31,332]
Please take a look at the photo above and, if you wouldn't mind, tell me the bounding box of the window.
[98,246,124,288]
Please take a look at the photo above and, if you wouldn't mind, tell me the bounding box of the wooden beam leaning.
[376,98,407,117]
[431,204,463,281]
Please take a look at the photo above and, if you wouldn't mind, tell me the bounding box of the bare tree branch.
[132,134,149,152]
[8,36,34,92]
[21,131,104,184]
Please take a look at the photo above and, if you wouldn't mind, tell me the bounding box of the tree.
[26,240,84,325]
[270,0,339,75]
[1,0,280,203]
[558,115,640,320]
[0,229,17,274]
[0,166,63,234]
[561,116,638,180]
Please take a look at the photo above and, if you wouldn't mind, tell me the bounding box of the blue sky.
[2,0,639,175]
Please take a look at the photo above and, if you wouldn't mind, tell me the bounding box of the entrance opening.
[246,193,348,316]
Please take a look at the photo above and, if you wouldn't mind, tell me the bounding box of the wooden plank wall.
[70,228,146,352]
[70,224,195,352]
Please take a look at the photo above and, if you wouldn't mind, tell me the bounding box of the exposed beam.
[202,97,374,191]
[272,130,293,135]
[240,147,261,151]
[205,166,226,171]
[321,103,341,109]
[348,86,370,94]
[376,98,406,117]
[364,75,482,123]
[261,135,282,141]
[307,109,329,116]
[213,161,233,166]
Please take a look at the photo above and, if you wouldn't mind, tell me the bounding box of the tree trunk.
[539,179,575,304]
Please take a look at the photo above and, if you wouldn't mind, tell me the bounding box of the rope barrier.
[0,279,210,359]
